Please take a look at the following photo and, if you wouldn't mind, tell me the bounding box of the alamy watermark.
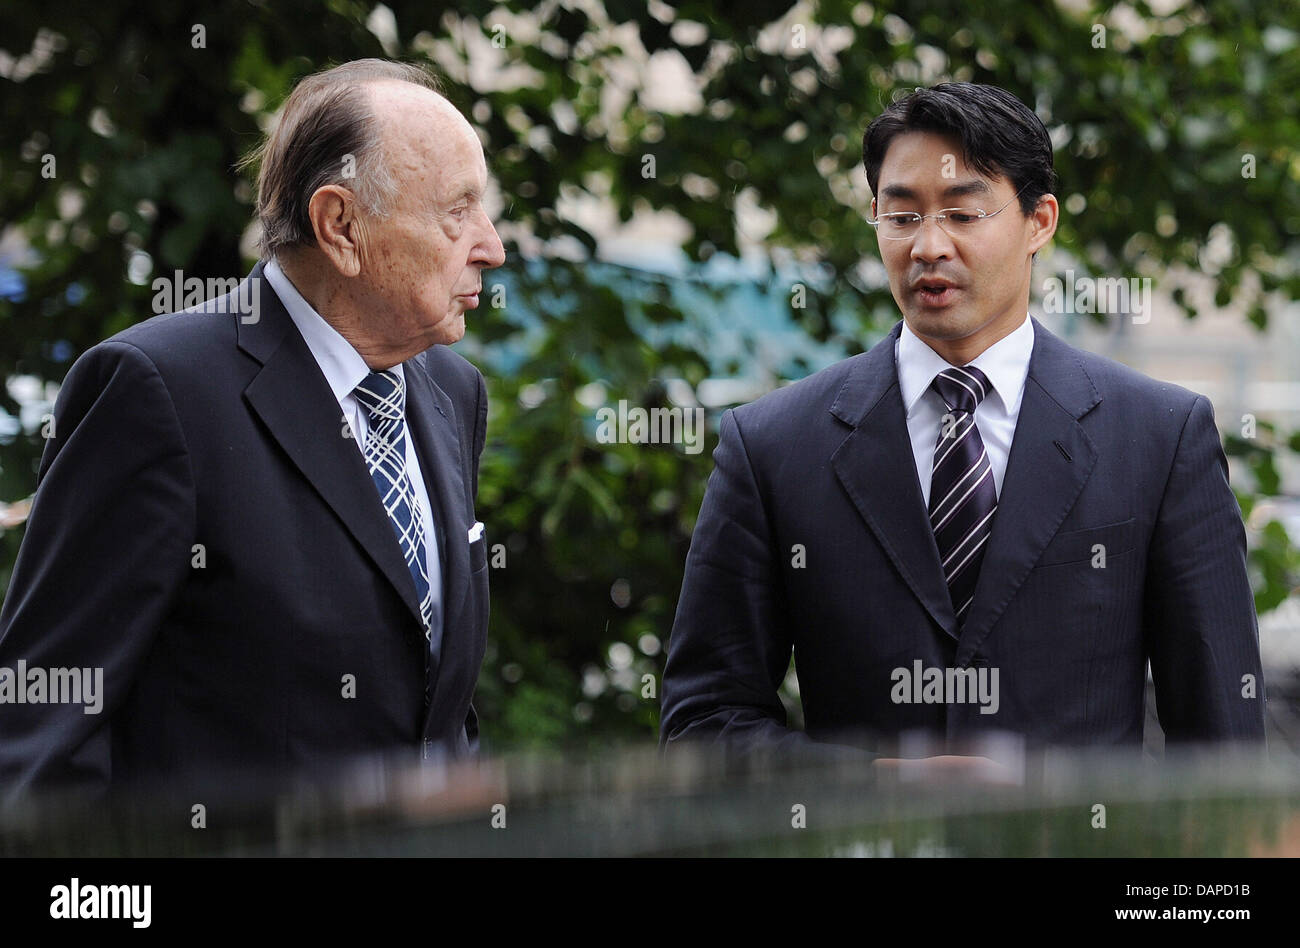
[595,400,705,455]
[50,878,151,928]
[890,660,999,715]
[0,661,104,714]
[151,270,261,323]
[1041,270,1151,324]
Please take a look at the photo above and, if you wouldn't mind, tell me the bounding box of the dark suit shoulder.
[95,306,241,373]
[731,353,869,436]
[1053,337,1206,423]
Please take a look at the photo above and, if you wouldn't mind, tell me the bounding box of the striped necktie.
[353,371,437,650]
[928,365,998,627]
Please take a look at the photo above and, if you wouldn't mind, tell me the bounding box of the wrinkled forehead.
[366,81,487,191]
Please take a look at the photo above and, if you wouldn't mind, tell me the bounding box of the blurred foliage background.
[1,0,1298,750]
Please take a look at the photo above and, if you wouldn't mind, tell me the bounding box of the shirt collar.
[896,312,1034,417]
[263,257,403,404]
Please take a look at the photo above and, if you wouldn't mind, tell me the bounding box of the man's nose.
[474,210,507,269]
[477,227,505,269]
[909,216,954,262]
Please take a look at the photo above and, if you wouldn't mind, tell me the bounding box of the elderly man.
[0,59,505,803]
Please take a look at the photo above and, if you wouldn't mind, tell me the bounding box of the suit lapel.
[402,353,473,732]
[829,317,1103,649]
[237,262,425,630]
[830,321,961,641]
[955,317,1100,662]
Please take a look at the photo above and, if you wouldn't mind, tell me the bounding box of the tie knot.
[931,365,990,414]
[354,370,405,421]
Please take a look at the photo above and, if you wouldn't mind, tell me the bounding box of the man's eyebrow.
[447,185,482,204]
[942,180,993,199]
[880,184,917,201]
[879,180,994,202]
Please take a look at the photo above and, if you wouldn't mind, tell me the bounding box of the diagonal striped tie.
[353,371,437,656]
[928,364,998,628]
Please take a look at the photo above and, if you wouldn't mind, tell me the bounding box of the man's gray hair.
[240,59,442,259]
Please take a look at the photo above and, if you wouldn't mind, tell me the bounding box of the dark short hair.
[241,59,442,259]
[862,82,1057,215]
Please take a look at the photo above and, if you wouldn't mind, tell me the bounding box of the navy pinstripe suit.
[661,316,1266,754]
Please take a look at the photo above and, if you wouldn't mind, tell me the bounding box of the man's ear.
[306,184,365,277]
[1027,193,1058,257]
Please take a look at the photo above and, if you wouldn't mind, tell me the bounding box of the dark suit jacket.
[661,316,1266,755]
[0,261,490,802]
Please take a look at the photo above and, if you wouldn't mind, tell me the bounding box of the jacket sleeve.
[661,407,841,756]
[1142,394,1267,745]
[471,367,487,503]
[465,366,488,754]
[0,341,196,804]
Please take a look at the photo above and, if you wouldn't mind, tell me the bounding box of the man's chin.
[903,308,977,340]
[430,312,466,347]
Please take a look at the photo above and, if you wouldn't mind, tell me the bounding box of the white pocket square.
[467,521,484,543]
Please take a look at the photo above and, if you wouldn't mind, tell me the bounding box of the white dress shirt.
[263,258,442,625]
[895,313,1035,507]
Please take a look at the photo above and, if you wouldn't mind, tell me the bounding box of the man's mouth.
[457,291,481,309]
[912,279,960,308]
